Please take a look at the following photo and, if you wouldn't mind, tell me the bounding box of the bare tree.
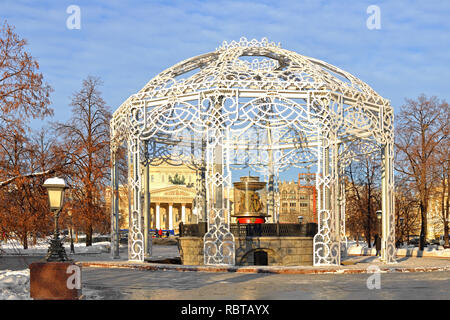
[56,76,111,246]
[394,176,420,245]
[345,155,381,247]
[0,129,57,248]
[0,20,53,185]
[395,94,449,250]
[0,20,58,248]
[0,20,52,127]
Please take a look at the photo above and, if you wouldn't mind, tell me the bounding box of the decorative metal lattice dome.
[110,37,396,266]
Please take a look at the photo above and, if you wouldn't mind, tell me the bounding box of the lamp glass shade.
[43,177,67,211]
[47,188,64,210]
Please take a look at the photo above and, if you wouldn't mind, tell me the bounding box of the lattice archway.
[110,37,396,266]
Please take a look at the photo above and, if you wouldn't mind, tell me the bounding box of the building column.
[156,203,160,230]
[182,204,186,223]
[169,203,174,232]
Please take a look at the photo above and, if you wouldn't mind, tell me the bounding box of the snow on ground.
[395,246,450,258]
[0,239,111,255]
[346,240,368,248]
[0,269,31,300]
[346,241,450,258]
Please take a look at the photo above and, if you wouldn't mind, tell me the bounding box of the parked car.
[431,238,441,245]
[407,236,420,246]
[407,236,429,247]
[117,229,128,244]
[93,234,111,243]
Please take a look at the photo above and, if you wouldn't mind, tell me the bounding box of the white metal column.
[110,150,120,259]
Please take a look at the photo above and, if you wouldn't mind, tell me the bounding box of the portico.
[149,185,196,234]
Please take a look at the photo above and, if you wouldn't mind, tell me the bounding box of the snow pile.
[0,269,31,300]
[82,288,103,300]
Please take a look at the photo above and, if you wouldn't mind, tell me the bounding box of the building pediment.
[150,185,196,203]
[151,185,195,196]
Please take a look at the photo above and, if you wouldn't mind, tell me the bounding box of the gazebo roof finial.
[216,36,281,51]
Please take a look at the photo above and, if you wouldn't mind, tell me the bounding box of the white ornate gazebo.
[110,37,396,266]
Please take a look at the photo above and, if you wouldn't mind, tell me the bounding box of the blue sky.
[1,0,449,128]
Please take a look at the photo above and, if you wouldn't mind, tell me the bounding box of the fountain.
[232,176,269,224]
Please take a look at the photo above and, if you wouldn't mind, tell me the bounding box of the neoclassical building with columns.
[106,161,199,235]
[149,185,196,234]
[147,161,198,234]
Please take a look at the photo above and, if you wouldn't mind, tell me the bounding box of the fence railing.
[179,222,317,238]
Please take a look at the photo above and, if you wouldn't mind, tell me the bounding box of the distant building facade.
[426,180,449,240]
[106,161,199,235]
[278,174,317,224]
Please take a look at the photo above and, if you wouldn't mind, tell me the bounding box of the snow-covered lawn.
[346,241,450,258]
[0,239,111,255]
[395,246,450,258]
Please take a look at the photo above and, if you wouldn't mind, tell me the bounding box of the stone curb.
[78,261,450,275]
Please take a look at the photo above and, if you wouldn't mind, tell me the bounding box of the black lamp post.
[43,177,70,262]
[68,209,75,254]
[399,217,404,246]
[375,210,383,258]
[376,210,382,235]
[298,216,304,234]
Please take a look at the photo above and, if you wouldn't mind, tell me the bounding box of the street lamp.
[298,216,304,234]
[376,210,382,220]
[399,217,405,246]
[376,210,382,236]
[43,177,70,262]
[67,209,75,254]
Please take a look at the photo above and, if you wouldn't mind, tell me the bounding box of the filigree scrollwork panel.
[127,138,144,262]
